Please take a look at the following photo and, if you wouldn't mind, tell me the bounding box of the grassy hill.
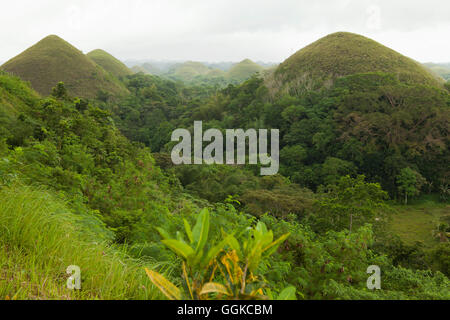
[0,71,39,118]
[272,32,443,92]
[1,35,128,99]
[86,49,132,78]
[139,62,164,75]
[166,61,222,81]
[227,59,264,82]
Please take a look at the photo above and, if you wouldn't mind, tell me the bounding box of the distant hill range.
[1,32,446,99]
[127,59,277,84]
[423,62,450,81]
[1,35,129,99]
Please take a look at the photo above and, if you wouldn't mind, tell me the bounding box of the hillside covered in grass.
[1,35,128,99]
[87,49,133,79]
[271,32,444,94]
[0,71,39,119]
[0,184,163,300]
[227,59,265,82]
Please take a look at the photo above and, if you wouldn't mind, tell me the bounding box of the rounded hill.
[167,61,214,80]
[273,32,443,90]
[227,59,264,82]
[87,49,132,78]
[1,35,128,99]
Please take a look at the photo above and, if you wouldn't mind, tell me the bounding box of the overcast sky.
[1,0,449,64]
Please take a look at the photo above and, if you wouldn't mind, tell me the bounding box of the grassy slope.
[0,71,39,118]
[388,196,450,248]
[227,59,264,82]
[1,35,128,99]
[0,184,165,300]
[274,32,444,89]
[87,49,133,78]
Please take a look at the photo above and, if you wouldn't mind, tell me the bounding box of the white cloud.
[0,0,449,63]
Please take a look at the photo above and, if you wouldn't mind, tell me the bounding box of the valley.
[0,31,449,300]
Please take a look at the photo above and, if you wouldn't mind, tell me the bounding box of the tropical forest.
[0,22,449,301]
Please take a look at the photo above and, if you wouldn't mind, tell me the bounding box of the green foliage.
[122,67,446,200]
[310,175,388,233]
[445,80,450,92]
[427,244,450,276]
[396,168,425,204]
[51,81,68,100]
[147,208,293,300]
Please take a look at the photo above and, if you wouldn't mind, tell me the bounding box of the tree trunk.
[405,193,408,205]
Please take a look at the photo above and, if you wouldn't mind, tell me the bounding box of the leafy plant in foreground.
[145,208,294,300]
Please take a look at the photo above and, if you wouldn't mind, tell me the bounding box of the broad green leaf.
[192,208,207,243]
[145,268,182,300]
[156,227,171,240]
[226,235,242,258]
[201,235,231,268]
[176,231,185,242]
[183,219,194,244]
[255,222,268,235]
[262,233,290,256]
[277,286,297,300]
[247,245,262,272]
[192,208,209,253]
[261,230,274,247]
[191,247,204,267]
[161,239,194,260]
[199,282,231,296]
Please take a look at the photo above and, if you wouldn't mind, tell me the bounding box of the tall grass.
[0,184,165,300]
